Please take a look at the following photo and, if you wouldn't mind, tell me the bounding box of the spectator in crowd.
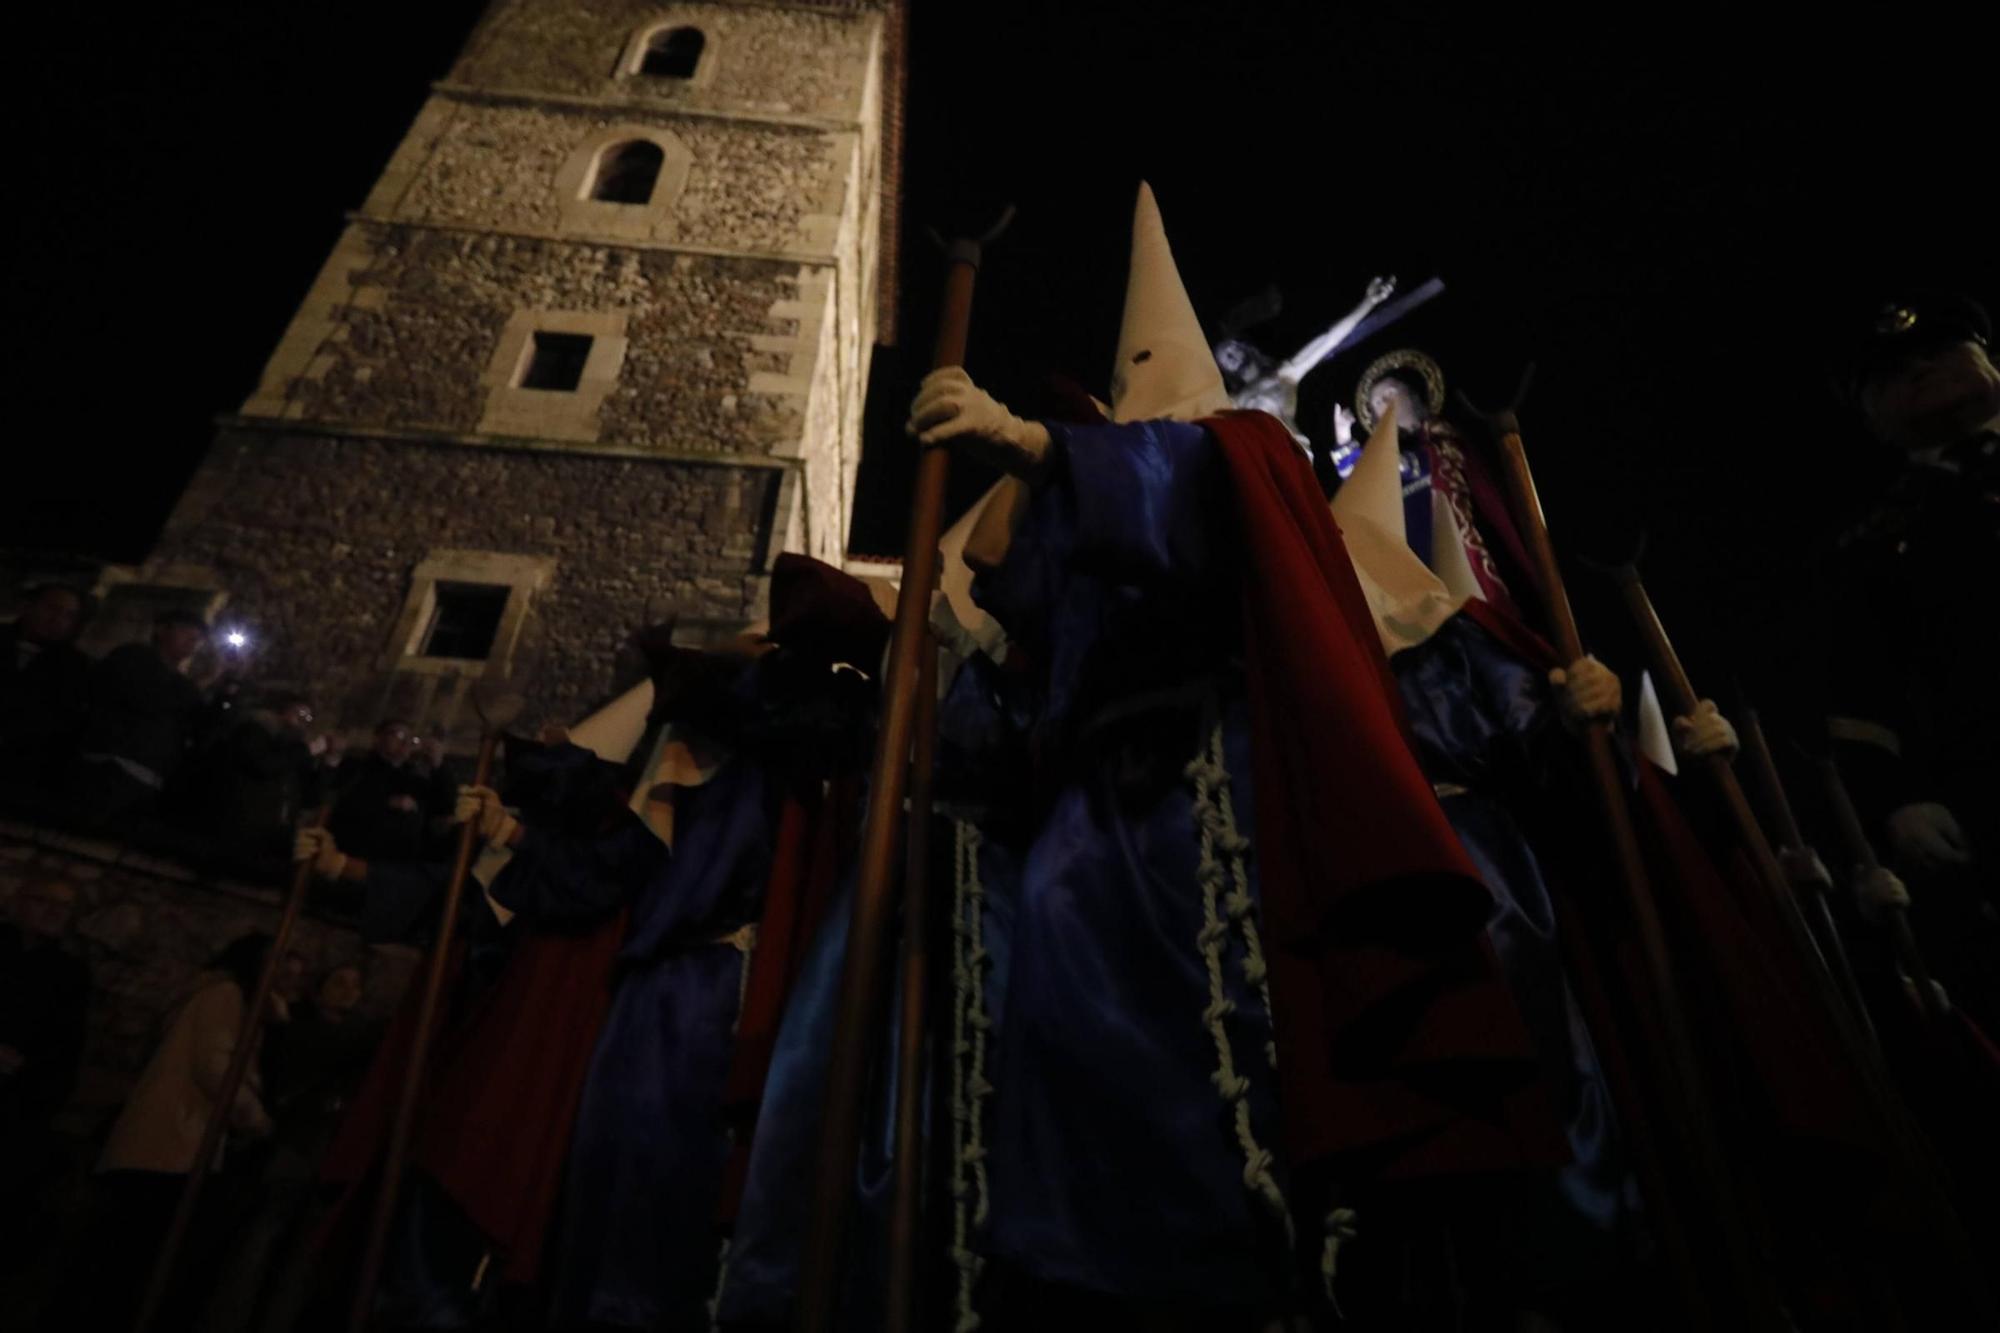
[403,730,448,781]
[63,607,211,826]
[273,949,311,1010]
[404,732,455,808]
[0,878,91,1252]
[190,692,326,864]
[0,584,93,800]
[72,932,276,1328]
[329,718,455,863]
[203,960,380,1333]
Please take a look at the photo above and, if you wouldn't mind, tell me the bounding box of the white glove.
[1886,801,1972,873]
[1778,845,1834,892]
[906,368,1053,478]
[293,827,348,881]
[1550,657,1622,732]
[1671,699,1739,762]
[455,784,521,849]
[1851,865,1911,919]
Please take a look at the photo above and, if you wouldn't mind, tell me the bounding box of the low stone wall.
[0,821,415,1135]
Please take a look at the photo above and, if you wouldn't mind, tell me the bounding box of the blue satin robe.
[1390,613,1638,1280]
[715,655,1026,1327]
[543,757,775,1329]
[973,420,1289,1307]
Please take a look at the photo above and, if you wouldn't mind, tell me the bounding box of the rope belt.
[1183,724,1290,1231]
[947,819,993,1332]
[1186,723,1364,1314]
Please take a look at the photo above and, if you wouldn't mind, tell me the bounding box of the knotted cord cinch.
[1184,725,1292,1238]
[721,921,759,1021]
[947,819,993,1331]
[1322,1206,1359,1314]
[708,920,760,1331]
[705,1237,730,1332]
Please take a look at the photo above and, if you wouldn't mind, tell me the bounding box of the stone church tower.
[142,0,903,745]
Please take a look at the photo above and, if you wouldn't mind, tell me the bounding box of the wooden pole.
[133,805,332,1333]
[1608,568,1888,1056]
[1613,572,2000,1320]
[885,629,940,1333]
[796,216,1005,1333]
[1737,706,1878,1040]
[1818,757,1946,1026]
[1818,758,2000,1320]
[346,731,500,1333]
[1475,405,1778,1327]
[1608,567,1882,1056]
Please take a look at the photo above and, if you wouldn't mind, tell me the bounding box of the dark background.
[7,2,1992,694]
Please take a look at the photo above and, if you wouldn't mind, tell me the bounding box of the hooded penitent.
[1109,182,1234,425]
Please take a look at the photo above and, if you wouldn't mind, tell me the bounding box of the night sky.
[8,3,1992,696]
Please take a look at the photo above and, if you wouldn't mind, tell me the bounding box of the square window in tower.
[519,332,594,392]
[420,582,511,660]
[638,26,705,79]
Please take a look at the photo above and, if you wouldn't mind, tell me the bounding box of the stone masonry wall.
[798,288,848,564]
[387,97,846,256]
[0,826,415,1128]
[455,1,876,119]
[155,427,782,730]
[269,224,808,456]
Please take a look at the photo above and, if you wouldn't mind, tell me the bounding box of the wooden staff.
[1818,759,1997,1323]
[1606,564,1881,1056]
[1818,756,1946,1026]
[1462,384,1776,1327]
[796,208,1012,1333]
[1613,570,2000,1321]
[1737,705,1877,1040]
[885,626,940,1333]
[346,730,501,1333]
[133,804,332,1333]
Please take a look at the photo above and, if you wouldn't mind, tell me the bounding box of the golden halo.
[1354,349,1446,432]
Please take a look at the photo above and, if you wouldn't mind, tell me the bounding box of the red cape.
[1459,595,1895,1162]
[320,910,627,1286]
[716,776,857,1223]
[1205,410,1564,1178]
[1453,595,1958,1313]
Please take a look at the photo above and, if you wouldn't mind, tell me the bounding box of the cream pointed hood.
[1327,402,1472,656]
[1109,182,1233,423]
[933,482,1009,661]
[1636,670,1679,775]
[565,680,653,765]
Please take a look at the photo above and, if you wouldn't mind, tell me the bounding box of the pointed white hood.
[566,680,653,764]
[932,482,1009,662]
[1428,488,1486,607]
[1109,182,1232,423]
[1636,670,1679,775]
[1327,402,1472,656]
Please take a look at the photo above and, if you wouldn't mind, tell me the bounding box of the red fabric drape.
[716,776,857,1223]
[1205,410,1563,1178]
[319,909,628,1285]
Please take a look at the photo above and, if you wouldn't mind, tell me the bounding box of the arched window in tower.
[638,26,704,79]
[589,140,665,204]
